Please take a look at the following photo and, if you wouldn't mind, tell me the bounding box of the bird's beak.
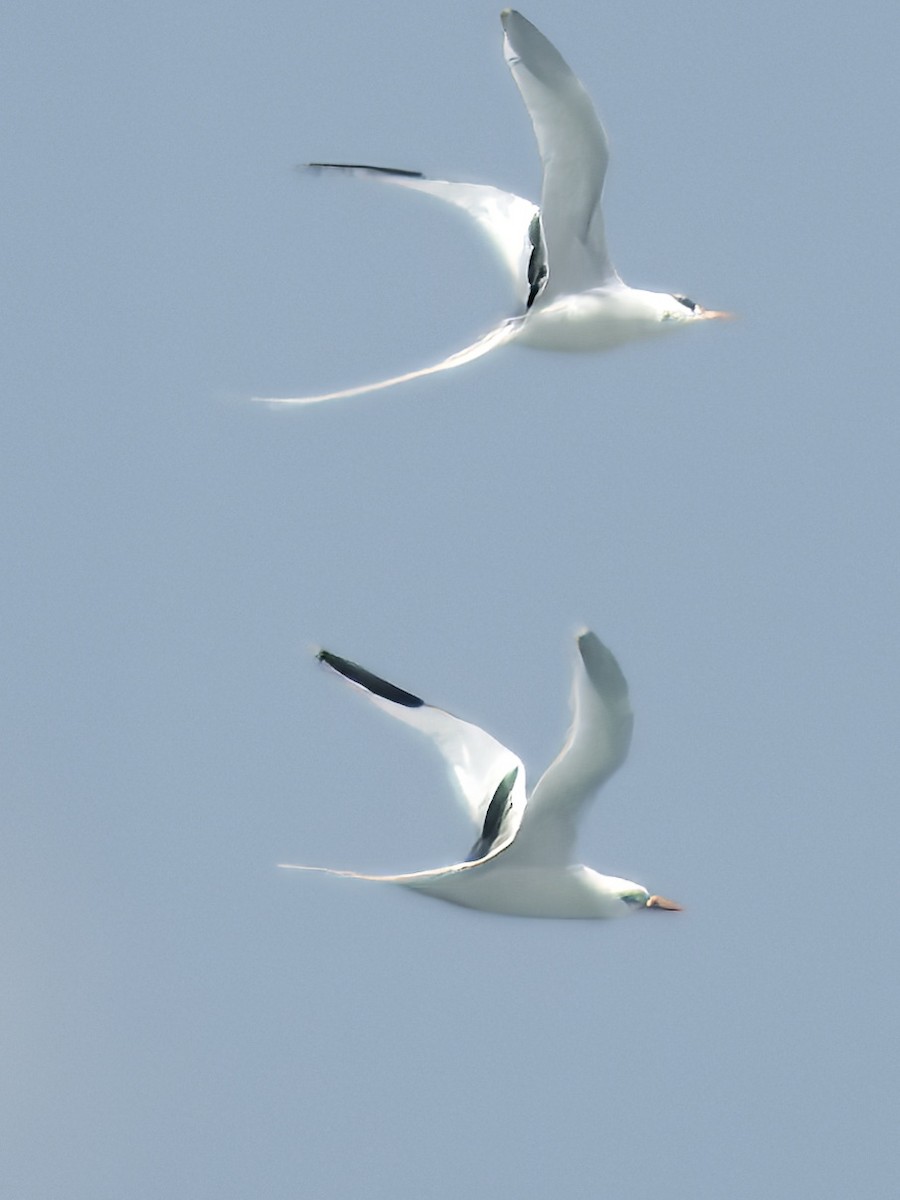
[646,894,682,911]
[699,308,735,321]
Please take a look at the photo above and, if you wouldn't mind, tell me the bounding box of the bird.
[280,631,682,919]
[259,9,729,407]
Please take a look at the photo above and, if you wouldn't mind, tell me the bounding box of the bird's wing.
[314,650,527,850]
[254,315,523,406]
[501,10,618,300]
[306,163,537,297]
[506,630,633,867]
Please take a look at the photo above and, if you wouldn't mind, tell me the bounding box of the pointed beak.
[646,894,682,911]
[699,308,735,321]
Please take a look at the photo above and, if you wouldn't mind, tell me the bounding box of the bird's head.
[660,293,734,325]
[620,885,682,914]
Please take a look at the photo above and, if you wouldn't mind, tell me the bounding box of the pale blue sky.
[3,1,899,1196]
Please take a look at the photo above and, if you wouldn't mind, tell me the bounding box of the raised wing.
[255,315,523,406]
[314,649,527,846]
[306,163,538,297]
[507,630,633,866]
[501,10,618,300]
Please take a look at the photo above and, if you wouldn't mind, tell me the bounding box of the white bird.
[281,631,681,919]
[260,9,729,407]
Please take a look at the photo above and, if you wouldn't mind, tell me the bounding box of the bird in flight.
[259,9,729,407]
[281,631,682,919]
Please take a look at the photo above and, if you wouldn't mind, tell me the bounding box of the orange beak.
[646,894,682,911]
[699,308,735,321]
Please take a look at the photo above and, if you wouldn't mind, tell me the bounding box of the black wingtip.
[317,649,425,708]
[306,162,425,179]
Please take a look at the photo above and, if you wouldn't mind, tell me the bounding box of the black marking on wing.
[526,212,548,309]
[466,767,519,861]
[317,650,424,708]
[307,162,425,179]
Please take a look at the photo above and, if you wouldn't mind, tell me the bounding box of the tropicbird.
[281,631,681,919]
[260,9,729,407]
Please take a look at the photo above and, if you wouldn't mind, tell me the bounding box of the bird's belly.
[516,293,669,353]
[406,864,628,919]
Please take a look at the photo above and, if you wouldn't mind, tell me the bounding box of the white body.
[517,288,692,353]
[396,864,646,920]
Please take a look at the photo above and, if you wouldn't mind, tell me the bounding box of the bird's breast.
[404,863,630,919]
[516,290,673,352]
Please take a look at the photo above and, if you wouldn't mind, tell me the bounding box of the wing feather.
[314,649,527,837]
[507,630,633,866]
[501,10,618,298]
[306,163,537,296]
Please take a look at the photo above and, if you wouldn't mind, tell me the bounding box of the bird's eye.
[674,294,697,312]
[622,893,646,907]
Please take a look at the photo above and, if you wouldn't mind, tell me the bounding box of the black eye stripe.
[674,294,697,311]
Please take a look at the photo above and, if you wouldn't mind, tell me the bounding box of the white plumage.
[281,631,681,920]
[259,10,729,407]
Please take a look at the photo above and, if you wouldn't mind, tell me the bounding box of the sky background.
[3,1,899,1196]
